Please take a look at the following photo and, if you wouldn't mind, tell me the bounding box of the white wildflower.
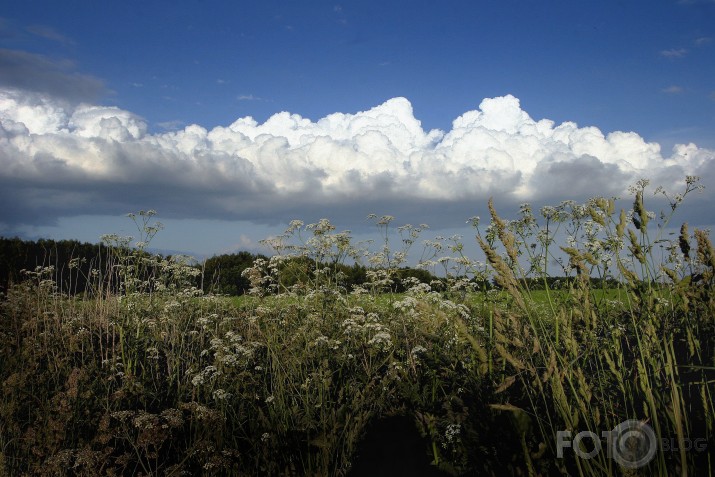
[367,331,393,351]
[411,345,427,357]
[213,389,232,401]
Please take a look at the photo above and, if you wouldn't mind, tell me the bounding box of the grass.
[1,179,714,476]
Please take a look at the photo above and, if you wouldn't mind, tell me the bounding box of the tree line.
[0,236,621,296]
[0,237,444,296]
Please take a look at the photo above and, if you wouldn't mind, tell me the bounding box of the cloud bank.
[1,86,713,231]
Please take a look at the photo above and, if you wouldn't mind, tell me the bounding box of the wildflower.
[411,282,432,295]
[191,365,219,387]
[443,423,461,448]
[540,206,557,220]
[133,412,158,430]
[213,389,232,401]
[411,345,427,357]
[341,318,360,336]
[368,331,393,351]
[312,335,330,347]
[220,354,239,367]
[393,296,418,312]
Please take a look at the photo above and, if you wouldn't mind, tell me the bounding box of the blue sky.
[1,0,714,258]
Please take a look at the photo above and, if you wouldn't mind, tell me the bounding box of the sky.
[1,0,714,260]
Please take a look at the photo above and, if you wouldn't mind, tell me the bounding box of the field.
[1,179,714,476]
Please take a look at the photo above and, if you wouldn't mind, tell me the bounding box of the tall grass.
[469,176,714,476]
[0,179,713,476]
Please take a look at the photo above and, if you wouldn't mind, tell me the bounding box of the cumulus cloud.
[1,87,713,231]
[157,120,185,131]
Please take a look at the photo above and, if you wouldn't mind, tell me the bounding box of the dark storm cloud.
[0,49,104,103]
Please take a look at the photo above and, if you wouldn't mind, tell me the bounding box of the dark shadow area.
[348,415,452,477]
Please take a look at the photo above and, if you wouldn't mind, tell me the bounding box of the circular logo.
[610,420,657,469]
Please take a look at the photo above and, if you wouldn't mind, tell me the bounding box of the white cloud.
[660,48,688,58]
[1,87,713,230]
[661,85,684,94]
[237,94,262,101]
[26,25,75,46]
[69,105,147,140]
[224,234,262,254]
[157,119,185,131]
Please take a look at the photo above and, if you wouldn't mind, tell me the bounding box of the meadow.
[1,177,713,476]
